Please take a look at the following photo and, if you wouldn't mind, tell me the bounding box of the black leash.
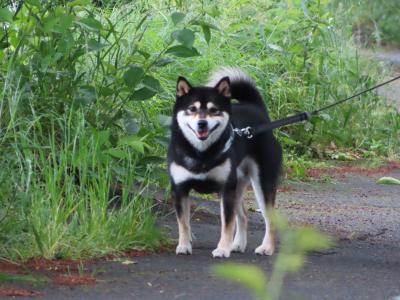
[234,74,400,138]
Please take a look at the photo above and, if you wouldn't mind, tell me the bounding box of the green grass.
[0,0,399,261]
[0,109,163,260]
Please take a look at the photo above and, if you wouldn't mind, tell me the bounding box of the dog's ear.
[214,76,231,98]
[176,76,192,97]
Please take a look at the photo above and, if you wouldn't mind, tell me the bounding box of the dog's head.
[173,76,231,152]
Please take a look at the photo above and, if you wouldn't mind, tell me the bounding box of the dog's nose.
[197,120,208,130]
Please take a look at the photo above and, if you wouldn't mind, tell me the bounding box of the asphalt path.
[2,168,399,300]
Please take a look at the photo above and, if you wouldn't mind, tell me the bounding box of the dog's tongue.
[196,130,209,139]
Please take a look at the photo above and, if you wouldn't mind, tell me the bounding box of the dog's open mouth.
[188,123,219,141]
[195,130,209,140]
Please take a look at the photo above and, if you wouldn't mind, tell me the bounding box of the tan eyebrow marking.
[207,102,217,109]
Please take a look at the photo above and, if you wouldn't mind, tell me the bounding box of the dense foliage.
[0,0,398,260]
[336,0,400,45]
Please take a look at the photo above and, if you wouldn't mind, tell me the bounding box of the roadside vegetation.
[335,0,400,46]
[0,0,399,261]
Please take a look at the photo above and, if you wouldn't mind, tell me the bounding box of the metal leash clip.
[233,126,254,139]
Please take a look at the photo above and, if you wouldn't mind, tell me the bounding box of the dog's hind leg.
[232,179,249,253]
[212,189,236,258]
[250,168,276,256]
[173,188,192,255]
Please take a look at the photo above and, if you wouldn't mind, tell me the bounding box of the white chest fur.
[170,159,231,185]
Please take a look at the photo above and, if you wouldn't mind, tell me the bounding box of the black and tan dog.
[167,68,282,258]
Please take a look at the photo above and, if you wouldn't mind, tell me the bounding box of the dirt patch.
[307,161,400,179]
[51,274,96,285]
[0,287,41,297]
[278,185,295,193]
[1,248,153,274]
[0,248,159,294]
[105,249,152,260]
[0,261,25,274]
[25,257,96,272]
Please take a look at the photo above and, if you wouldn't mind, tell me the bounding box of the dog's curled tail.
[206,67,265,108]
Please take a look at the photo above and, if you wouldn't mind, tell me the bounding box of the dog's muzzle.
[196,120,209,140]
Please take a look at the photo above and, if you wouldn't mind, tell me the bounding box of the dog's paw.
[212,247,231,258]
[232,241,246,253]
[255,244,274,256]
[176,244,192,255]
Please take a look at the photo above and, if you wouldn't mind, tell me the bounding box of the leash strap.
[234,74,400,139]
[312,74,400,115]
[252,112,311,135]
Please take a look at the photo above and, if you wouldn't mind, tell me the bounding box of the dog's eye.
[208,107,219,114]
[188,106,197,113]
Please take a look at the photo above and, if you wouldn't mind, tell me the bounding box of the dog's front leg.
[173,187,192,255]
[212,189,236,258]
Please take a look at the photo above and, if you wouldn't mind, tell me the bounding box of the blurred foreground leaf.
[377,177,400,185]
[211,263,268,300]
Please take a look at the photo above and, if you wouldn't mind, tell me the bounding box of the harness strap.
[221,124,236,153]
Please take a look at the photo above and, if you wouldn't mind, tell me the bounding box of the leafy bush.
[334,0,400,45]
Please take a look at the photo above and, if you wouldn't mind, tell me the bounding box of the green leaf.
[276,254,304,272]
[377,177,400,185]
[131,87,157,101]
[165,45,200,58]
[201,25,211,44]
[100,86,114,97]
[137,49,150,59]
[75,17,103,31]
[25,0,41,7]
[58,14,75,33]
[87,39,108,51]
[123,66,144,88]
[172,29,195,48]
[118,136,146,153]
[280,135,299,146]
[68,0,91,6]
[43,15,59,33]
[190,19,218,30]
[171,12,185,25]
[212,264,268,299]
[143,75,162,92]
[93,130,110,146]
[58,31,74,54]
[0,8,13,23]
[295,227,332,252]
[204,5,220,17]
[105,148,129,159]
[154,57,175,67]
